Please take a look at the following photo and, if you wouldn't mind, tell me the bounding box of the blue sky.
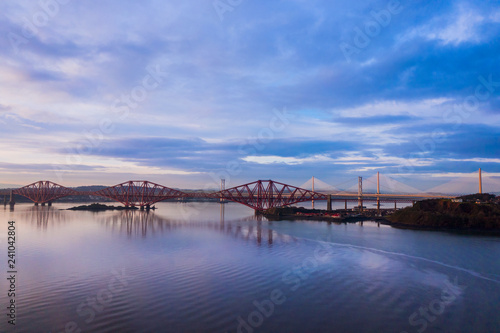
[1,0,499,191]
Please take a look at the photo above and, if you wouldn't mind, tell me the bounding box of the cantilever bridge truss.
[13,181,78,204]
[93,181,188,207]
[211,180,328,210]
[7,179,326,210]
[5,179,453,210]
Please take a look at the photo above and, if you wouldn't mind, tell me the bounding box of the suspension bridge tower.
[376,172,381,214]
[479,168,482,194]
[358,177,363,212]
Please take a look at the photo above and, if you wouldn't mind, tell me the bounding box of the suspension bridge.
[1,169,498,211]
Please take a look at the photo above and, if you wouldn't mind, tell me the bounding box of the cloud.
[0,0,499,191]
[400,4,486,46]
[0,162,96,172]
[243,154,333,165]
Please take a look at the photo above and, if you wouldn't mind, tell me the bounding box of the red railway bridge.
[1,179,453,211]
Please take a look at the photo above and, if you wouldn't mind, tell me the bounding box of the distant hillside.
[0,183,22,189]
[387,199,500,230]
[73,185,108,192]
[1,185,218,204]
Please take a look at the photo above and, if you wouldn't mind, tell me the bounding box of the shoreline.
[261,205,500,235]
[380,219,500,235]
[262,212,387,224]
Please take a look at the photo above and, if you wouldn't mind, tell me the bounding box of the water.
[1,202,499,333]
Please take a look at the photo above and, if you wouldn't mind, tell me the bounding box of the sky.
[0,0,499,192]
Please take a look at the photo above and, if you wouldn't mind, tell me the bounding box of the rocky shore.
[67,203,139,211]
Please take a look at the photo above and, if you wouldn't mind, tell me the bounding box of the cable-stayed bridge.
[301,169,497,197]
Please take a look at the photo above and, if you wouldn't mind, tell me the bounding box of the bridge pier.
[41,202,45,206]
[394,201,397,210]
[35,202,39,206]
[140,205,144,210]
[327,195,332,212]
[48,201,52,207]
[8,190,15,208]
[345,200,347,211]
[3,195,6,206]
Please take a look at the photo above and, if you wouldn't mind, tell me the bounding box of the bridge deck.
[1,179,457,210]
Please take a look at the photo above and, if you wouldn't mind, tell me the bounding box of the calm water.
[1,202,499,333]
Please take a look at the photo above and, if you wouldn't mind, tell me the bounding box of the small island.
[67,203,139,211]
[261,206,383,222]
[387,194,500,230]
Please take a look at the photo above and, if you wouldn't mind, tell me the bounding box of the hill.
[387,199,500,230]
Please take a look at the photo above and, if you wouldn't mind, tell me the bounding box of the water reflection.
[18,206,68,230]
[97,205,295,246]
[3,203,499,333]
[18,204,296,248]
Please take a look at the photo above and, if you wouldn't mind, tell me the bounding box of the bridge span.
[0,178,455,211]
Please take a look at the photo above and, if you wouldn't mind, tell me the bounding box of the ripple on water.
[1,203,499,333]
